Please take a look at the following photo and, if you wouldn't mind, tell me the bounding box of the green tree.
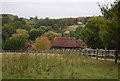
[99,1,120,49]
[44,31,62,40]
[69,31,75,37]
[39,26,52,32]
[53,24,59,31]
[4,29,29,50]
[2,21,32,46]
[80,17,105,48]
[2,14,18,25]
[29,29,44,41]
[70,26,84,39]
[34,36,51,51]
[63,31,70,37]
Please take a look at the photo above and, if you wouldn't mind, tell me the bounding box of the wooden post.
[81,49,83,55]
[83,49,85,55]
[93,50,95,57]
[89,48,92,57]
[115,50,118,63]
[85,49,87,55]
[102,50,103,56]
[96,48,98,59]
[104,48,107,61]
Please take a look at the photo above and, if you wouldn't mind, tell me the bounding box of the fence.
[1,49,120,63]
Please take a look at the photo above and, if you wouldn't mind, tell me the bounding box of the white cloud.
[1,0,115,18]
[1,0,114,2]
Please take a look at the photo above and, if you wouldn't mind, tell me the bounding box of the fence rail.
[0,49,120,63]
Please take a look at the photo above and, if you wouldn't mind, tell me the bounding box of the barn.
[51,37,86,49]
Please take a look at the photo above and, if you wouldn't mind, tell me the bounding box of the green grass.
[2,53,118,79]
[66,25,79,31]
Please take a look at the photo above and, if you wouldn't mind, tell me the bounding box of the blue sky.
[1,0,114,19]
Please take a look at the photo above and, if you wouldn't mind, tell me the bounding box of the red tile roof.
[51,37,83,48]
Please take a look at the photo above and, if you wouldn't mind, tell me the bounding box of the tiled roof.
[51,37,83,48]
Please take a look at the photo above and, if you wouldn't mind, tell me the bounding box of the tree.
[2,14,18,25]
[69,31,75,37]
[2,21,32,46]
[4,29,29,50]
[80,17,105,48]
[44,31,62,40]
[29,29,44,40]
[63,31,70,37]
[70,26,84,39]
[53,24,59,31]
[34,36,51,51]
[39,26,52,32]
[99,1,120,49]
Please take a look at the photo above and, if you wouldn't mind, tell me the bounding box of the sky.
[1,0,115,19]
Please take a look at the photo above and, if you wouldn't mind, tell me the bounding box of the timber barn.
[51,37,86,49]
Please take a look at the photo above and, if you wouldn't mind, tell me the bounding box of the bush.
[34,36,51,51]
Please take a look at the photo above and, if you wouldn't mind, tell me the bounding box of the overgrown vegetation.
[2,53,118,79]
[34,36,51,51]
[4,29,29,50]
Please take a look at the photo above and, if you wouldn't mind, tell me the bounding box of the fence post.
[115,50,118,63]
[89,48,91,57]
[96,48,98,59]
[79,49,81,54]
[83,49,86,55]
[104,48,107,61]
[102,50,103,56]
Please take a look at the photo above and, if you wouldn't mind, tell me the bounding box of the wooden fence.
[0,49,120,63]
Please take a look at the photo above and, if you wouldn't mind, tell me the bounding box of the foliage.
[35,17,89,32]
[2,20,32,47]
[29,29,44,40]
[44,31,62,40]
[63,31,70,37]
[1,14,91,50]
[27,16,39,28]
[1,14,18,25]
[70,25,84,39]
[39,26,52,32]
[80,17,105,48]
[66,25,79,31]
[98,1,120,49]
[4,29,29,50]
[3,53,118,79]
[34,36,51,51]
[53,24,59,31]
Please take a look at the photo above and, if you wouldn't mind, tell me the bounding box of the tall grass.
[2,53,118,79]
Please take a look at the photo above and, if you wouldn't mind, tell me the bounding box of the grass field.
[2,53,118,79]
[66,25,79,31]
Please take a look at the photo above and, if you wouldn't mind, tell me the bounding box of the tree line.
[70,1,120,50]
[1,0,120,50]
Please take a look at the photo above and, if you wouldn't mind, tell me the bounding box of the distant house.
[51,37,86,49]
[77,22,83,25]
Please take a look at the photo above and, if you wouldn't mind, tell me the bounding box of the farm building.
[77,22,83,25]
[51,37,86,49]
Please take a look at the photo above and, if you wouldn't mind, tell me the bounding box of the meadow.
[2,53,118,79]
[66,25,79,31]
